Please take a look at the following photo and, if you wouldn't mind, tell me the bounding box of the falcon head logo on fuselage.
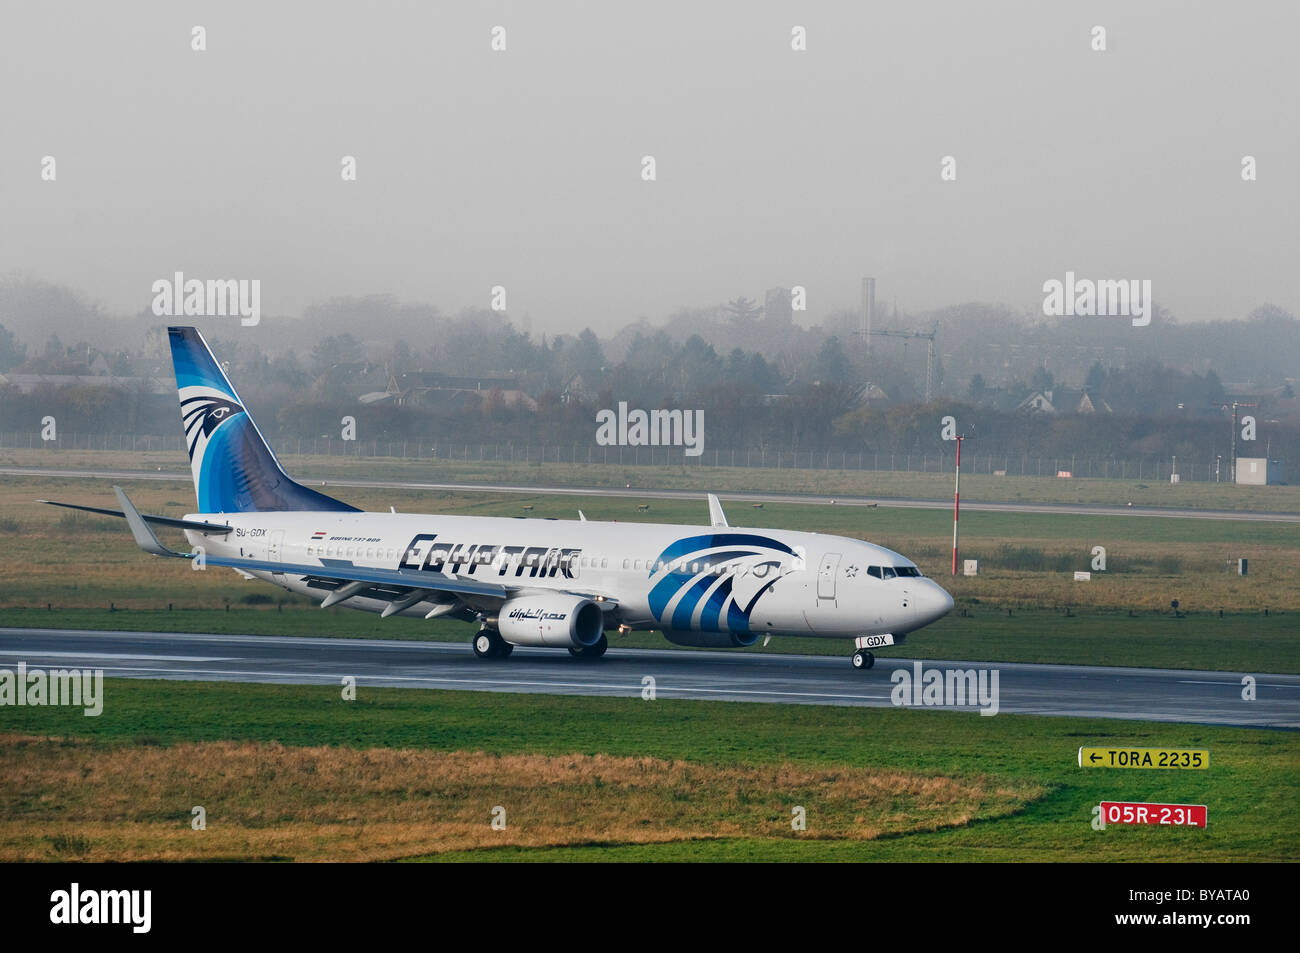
[648,533,802,633]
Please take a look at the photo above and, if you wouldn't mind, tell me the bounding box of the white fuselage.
[185,512,956,639]
[186,510,954,642]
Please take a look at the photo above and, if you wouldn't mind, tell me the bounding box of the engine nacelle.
[494,593,605,649]
[661,629,761,649]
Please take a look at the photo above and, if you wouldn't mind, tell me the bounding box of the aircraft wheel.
[474,629,506,659]
[498,642,514,658]
[852,650,875,670]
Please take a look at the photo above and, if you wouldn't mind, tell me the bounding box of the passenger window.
[867,566,882,579]
[601,558,608,569]
[622,558,630,570]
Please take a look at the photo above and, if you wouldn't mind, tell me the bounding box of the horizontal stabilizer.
[38,498,232,534]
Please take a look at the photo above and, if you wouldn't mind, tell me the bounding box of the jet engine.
[661,629,761,649]
[493,593,605,648]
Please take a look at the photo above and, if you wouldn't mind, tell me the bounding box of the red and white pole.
[952,434,964,575]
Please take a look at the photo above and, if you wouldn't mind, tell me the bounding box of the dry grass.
[0,734,1042,861]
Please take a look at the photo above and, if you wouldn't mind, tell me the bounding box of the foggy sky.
[2,1,1297,336]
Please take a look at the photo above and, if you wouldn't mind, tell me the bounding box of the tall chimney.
[861,277,876,351]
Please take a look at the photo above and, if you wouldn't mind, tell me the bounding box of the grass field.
[4,463,1296,864]
[3,445,1298,512]
[1,680,1294,862]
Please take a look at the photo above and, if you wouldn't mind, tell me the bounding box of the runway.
[2,627,1296,728]
[3,466,1298,523]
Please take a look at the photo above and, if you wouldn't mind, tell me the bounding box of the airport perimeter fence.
[0,430,1281,485]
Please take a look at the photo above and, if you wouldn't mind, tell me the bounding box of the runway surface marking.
[0,650,238,662]
[2,627,1297,727]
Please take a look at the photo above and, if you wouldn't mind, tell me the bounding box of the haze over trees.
[0,276,1295,466]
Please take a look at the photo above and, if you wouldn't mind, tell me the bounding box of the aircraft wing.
[109,486,617,613]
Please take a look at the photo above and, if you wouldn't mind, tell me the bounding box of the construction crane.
[857,327,938,402]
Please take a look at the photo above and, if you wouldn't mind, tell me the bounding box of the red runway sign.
[1100,801,1207,828]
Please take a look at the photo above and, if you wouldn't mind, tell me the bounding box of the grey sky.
[1,0,1296,335]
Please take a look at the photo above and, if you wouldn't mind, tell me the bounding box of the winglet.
[113,486,184,557]
[707,493,729,527]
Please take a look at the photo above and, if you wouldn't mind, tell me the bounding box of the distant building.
[1017,388,1111,415]
[361,371,536,413]
[763,287,793,325]
[1235,458,1284,486]
[559,373,597,405]
[861,383,890,405]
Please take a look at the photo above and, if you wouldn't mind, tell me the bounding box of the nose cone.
[914,580,955,629]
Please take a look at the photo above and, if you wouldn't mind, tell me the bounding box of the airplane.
[41,326,954,670]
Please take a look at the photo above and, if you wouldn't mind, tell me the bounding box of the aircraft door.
[817,552,840,602]
[267,530,285,576]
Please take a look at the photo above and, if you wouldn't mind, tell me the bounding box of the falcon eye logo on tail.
[181,392,246,458]
[648,533,801,633]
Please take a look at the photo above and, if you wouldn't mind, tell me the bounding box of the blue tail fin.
[168,326,358,514]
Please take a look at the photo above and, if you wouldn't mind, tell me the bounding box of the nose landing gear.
[851,650,875,670]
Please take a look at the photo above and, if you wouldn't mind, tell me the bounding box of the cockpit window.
[867,566,882,579]
[880,566,897,579]
[895,566,921,577]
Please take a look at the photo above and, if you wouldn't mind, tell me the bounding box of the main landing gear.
[851,650,875,670]
[568,634,609,659]
[472,628,514,659]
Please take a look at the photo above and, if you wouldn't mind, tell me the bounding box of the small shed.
[1235,458,1284,485]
